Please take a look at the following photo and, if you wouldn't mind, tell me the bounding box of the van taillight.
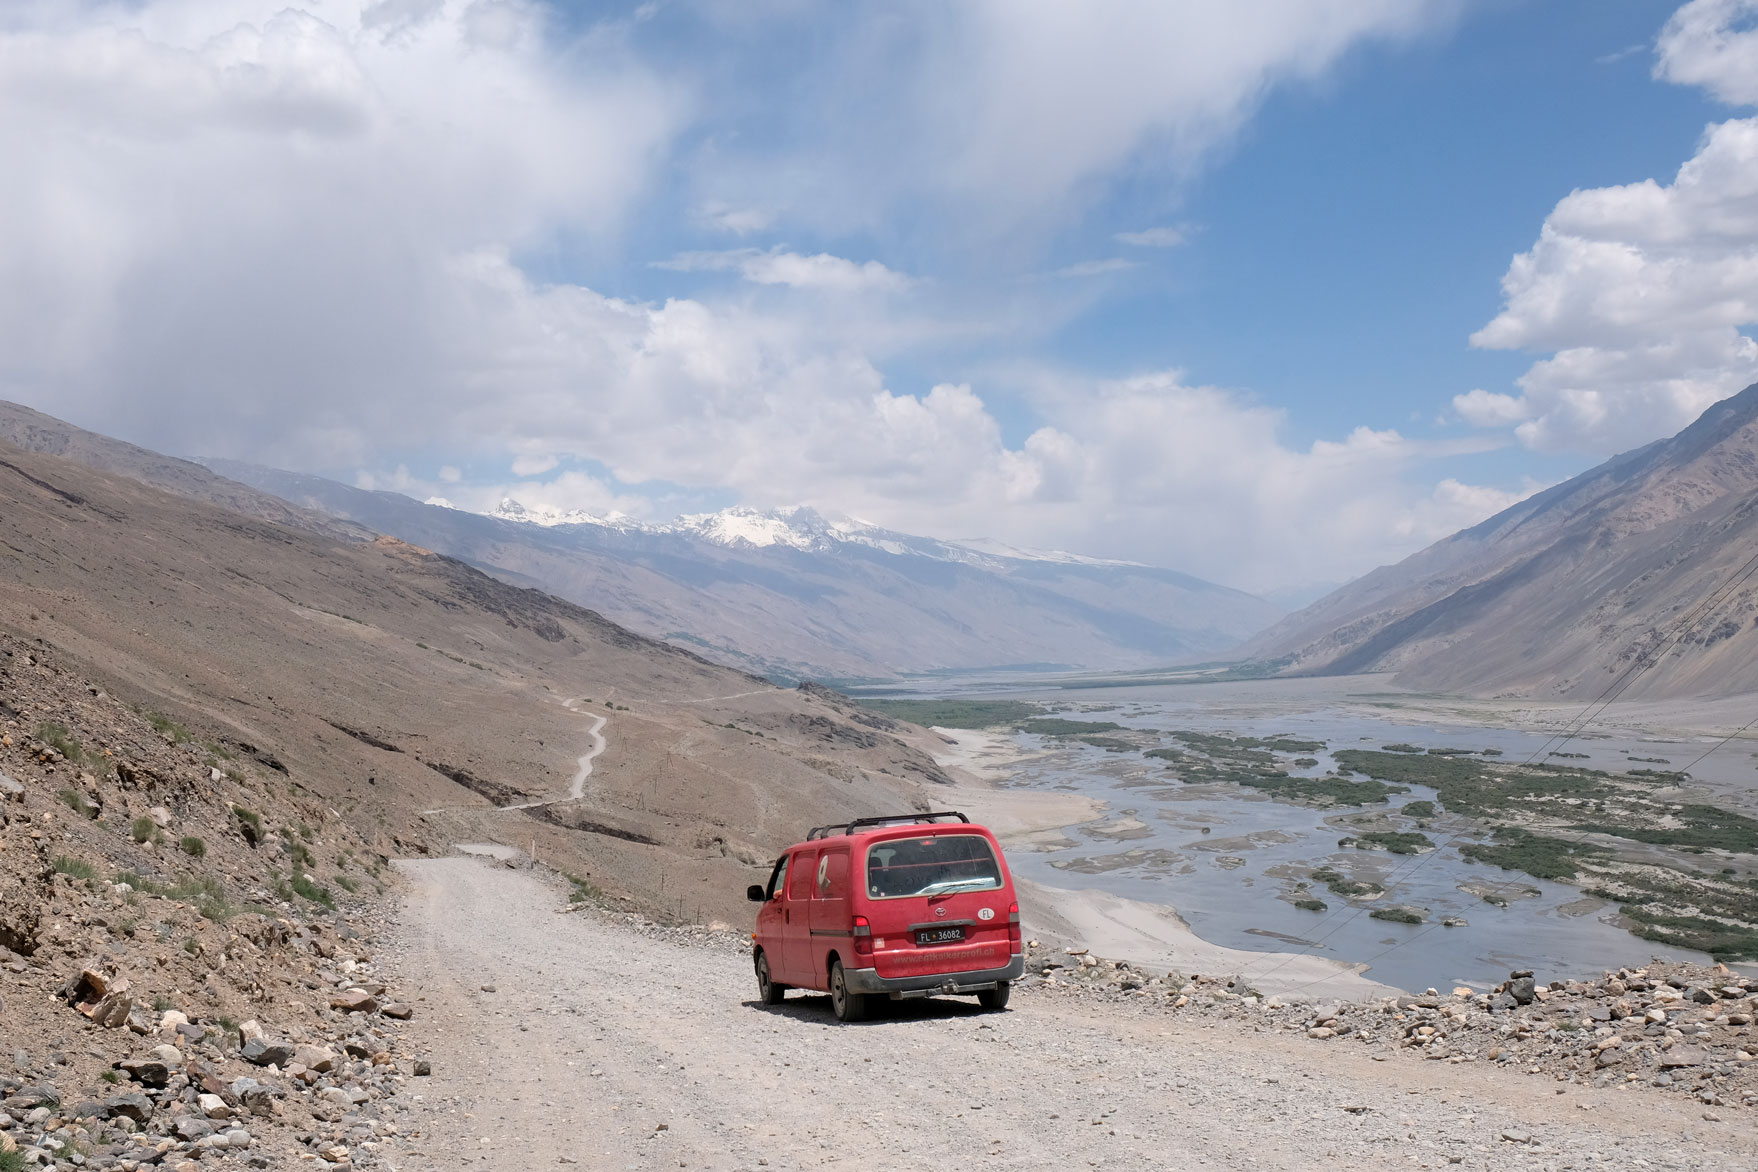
[1007,902,1021,951]
[852,914,873,958]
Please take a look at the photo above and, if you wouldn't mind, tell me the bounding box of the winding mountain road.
[422,697,607,816]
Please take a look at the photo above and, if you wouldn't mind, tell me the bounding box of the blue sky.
[4,1,1757,593]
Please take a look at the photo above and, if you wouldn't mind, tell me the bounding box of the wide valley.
[858,674,1758,993]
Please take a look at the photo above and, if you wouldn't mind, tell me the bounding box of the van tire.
[829,960,868,1023]
[755,951,787,1005]
[977,981,1011,1011]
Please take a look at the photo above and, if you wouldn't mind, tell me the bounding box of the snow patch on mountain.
[486,498,1144,569]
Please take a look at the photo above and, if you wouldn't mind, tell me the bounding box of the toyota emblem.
[935,906,947,918]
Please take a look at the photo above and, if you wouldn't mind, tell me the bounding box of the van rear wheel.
[829,960,868,1023]
[755,952,787,1005]
[977,981,1011,1011]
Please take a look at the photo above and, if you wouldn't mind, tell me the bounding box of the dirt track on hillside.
[382,859,1756,1172]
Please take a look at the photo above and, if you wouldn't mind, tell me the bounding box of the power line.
[1241,527,1758,992]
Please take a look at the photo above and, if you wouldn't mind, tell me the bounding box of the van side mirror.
[746,884,766,902]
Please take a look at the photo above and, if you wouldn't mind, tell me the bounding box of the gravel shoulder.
[382,858,1757,1172]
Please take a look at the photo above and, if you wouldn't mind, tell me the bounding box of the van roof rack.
[804,810,970,840]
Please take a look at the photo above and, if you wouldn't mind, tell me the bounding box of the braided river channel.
[891,675,1758,992]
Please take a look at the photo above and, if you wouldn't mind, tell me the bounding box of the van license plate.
[916,926,965,945]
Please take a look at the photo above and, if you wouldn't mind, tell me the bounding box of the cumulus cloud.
[1452,389,1531,427]
[1467,2,1758,454]
[1656,0,1758,104]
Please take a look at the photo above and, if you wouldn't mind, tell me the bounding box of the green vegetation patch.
[1370,906,1425,924]
[1238,775,1404,807]
[1571,803,1758,854]
[1459,827,1605,881]
[853,698,1046,729]
[52,856,99,880]
[1400,800,1437,819]
[1015,717,1125,736]
[1341,831,1434,855]
[57,788,95,818]
[1310,866,1383,899]
[1075,735,1139,751]
[178,835,207,860]
[38,721,83,761]
[290,874,335,909]
[144,711,191,744]
[1620,906,1758,962]
[1292,897,1327,912]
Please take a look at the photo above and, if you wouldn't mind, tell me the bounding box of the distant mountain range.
[1247,382,1758,700]
[0,401,1280,681]
[199,460,1281,681]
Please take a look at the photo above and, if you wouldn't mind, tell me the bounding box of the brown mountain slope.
[1245,382,1758,699]
[0,436,953,923]
[0,398,375,543]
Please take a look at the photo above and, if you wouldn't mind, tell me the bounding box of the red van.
[746,811,1023,1021]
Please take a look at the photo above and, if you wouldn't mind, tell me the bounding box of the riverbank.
[931,727,1396,999]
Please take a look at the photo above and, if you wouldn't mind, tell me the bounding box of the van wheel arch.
[753,947,787,1005]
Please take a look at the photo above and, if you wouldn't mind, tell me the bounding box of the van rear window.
[865,834,1002,899]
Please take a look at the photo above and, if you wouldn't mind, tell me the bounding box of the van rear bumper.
[843,954,1025,998]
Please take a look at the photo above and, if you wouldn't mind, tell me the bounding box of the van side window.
[765,855,789,900]
[815,850,848,899]
[786,850,817,901]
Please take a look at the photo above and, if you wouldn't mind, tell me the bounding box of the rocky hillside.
[1,631,424,1170]
[1245,382,1758,699]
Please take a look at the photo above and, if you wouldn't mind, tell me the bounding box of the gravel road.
[383,858,1756,1172]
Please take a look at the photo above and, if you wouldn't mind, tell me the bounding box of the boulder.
[330,988,379,1014]
[115,1058,170,1088]
[292,1045,336,1073]
[104,1093,154,1124]
[380,1002,413,1020]
[1506,976,1536,1005]
[241,1039,295,1068]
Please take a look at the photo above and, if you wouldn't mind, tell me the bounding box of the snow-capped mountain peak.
[491,497,628,528]
[485,498,1145,569]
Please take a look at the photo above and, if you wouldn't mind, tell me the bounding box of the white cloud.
[657,248,913,293]
[0,1,1502,595]
[1452,388,1531,426]
[1468,5,1758,456]
[694,202,773,235]
[1656,0,1758,105]
[1115,226,1188,247]
[692,1,1461,241]
[1053,258,1138,279]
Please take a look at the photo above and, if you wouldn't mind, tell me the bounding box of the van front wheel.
[977,981,1011,1011]
[829,960,868,1023]
[755,952,787,1005]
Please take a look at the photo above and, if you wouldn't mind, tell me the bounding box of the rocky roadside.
[1017,946,1758,1110]
[0,633,430,1170]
